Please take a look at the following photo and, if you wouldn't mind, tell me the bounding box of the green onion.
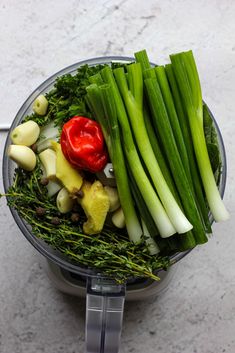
[85,83,111,153]
[155,65,192,185]
[86,83,143,243]
[88,72,104,85]
[126,161,159,237]
[144,107,196,249]
[144,77,207,244]
[144,107,179,201]
[101,66,176,238]
[141,219,160,255]
[113,64,193,235]
[165,63,212,233]
[170,50,229,222]
[135,49,152,71]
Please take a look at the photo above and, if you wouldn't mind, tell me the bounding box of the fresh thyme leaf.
[3,164,170,282]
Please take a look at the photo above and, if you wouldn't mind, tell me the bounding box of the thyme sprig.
[1,164,170,283]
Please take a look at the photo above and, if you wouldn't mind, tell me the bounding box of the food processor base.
[42,258,177,301]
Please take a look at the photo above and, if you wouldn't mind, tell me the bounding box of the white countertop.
[0,1,235,352]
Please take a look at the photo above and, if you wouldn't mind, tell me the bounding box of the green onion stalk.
[165,63,212,233]
[113,63,193,235]
[100,66,176,238]
[170,50,229,222]
[86,84,143,243]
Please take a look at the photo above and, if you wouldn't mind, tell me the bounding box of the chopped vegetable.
[77,180,110,234]
[104,186,120,212]
[33,94,49,115]
[40,164,62,197]
[39,149,57,180]
[60,115,108,173]
[56,187,74,213]
[111,207,126,229]
[46,180,62,198]
[10,120,40,146]
[7,145,36,171]
[51,141,83,194]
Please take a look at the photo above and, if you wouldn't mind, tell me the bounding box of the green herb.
[1,164,169,283]
[24,64,106,127]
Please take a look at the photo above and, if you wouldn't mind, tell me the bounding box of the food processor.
[2,56,227,353]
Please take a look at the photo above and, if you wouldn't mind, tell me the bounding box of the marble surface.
[0,0,235,352]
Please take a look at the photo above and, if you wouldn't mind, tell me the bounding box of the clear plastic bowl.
[2,56,227,277]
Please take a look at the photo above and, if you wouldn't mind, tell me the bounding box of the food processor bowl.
[2,57,227,353]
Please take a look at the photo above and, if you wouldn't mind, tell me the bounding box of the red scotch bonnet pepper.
[61,116,108,173]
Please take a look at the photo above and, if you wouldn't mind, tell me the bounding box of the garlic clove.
[33,94,48,115]
[104,186,120,212]
[10,120,40,146]
[8,145,36,171]
[56,187,74,213]
[39,149,56,180]
[111,207,126,228]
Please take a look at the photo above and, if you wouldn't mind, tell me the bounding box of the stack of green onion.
[86,49,229,253]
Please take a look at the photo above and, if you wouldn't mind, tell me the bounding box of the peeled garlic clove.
[104,186,120,212]
[10,120,40,146]
[33,94,48,115]
[8,145,36,171]
[111,207,126,229]
[56,187,74,213]
[39,149,56,180]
